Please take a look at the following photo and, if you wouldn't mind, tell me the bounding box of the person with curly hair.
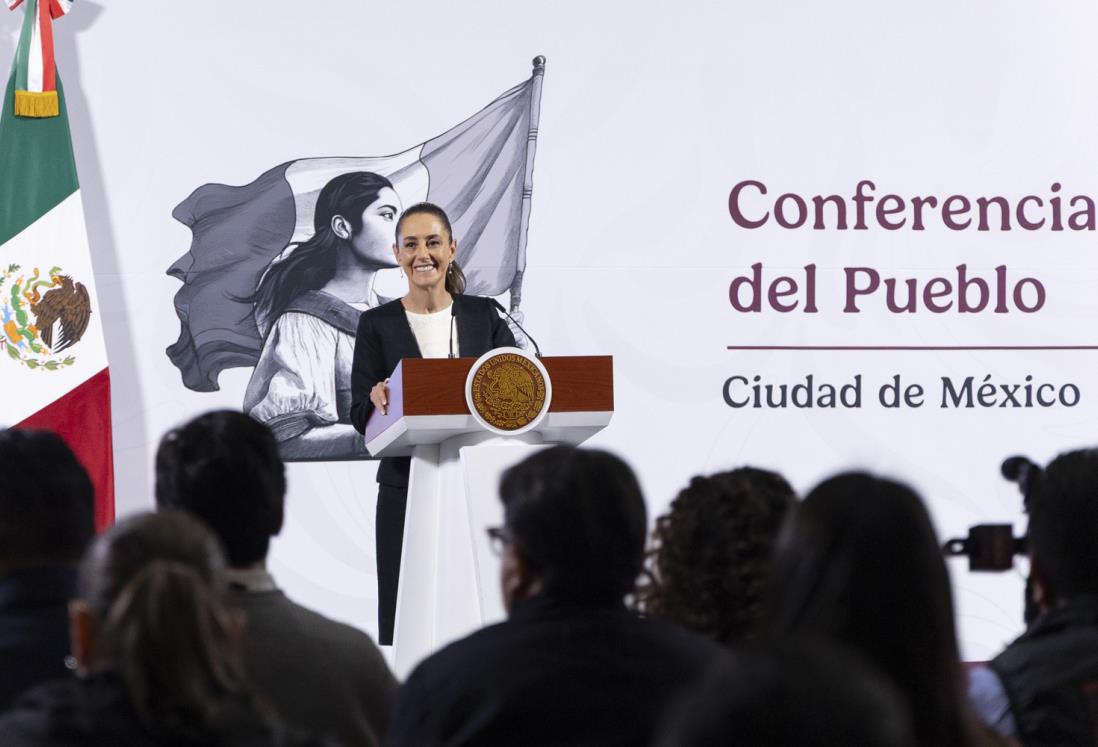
[636,467,796,645]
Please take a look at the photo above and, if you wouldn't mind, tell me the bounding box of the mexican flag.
[1,0,113,528]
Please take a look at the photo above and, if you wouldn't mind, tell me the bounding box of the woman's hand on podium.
[371,379,390,416]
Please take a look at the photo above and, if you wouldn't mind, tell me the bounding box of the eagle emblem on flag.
[0,262,89,370]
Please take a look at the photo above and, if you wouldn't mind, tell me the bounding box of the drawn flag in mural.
[168,58,545,395]
[1,0,114,526]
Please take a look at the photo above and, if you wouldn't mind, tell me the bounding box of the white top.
[243,305,367,442]
[405,304,458,359]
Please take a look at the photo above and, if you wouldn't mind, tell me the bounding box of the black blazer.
[351,295,516,487]
[384,596,727,747]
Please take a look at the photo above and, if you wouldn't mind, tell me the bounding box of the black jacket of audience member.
[990,594,1098,747]
[385,594,725,747]
[0,567,77,710]
[0,671,338,747]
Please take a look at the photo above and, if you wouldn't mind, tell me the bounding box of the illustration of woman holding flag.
[243,171,402,460]
[168,57,546,469]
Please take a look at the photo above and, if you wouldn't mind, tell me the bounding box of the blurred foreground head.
[1026,448,1098,608]
[71,511,250,733]
[638,466,796,644]
[0,428,94,569]
[497,445,647,612]
[155,410,286,567]
[765,472,971,747]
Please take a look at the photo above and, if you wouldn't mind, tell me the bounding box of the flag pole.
[509,55,546,313]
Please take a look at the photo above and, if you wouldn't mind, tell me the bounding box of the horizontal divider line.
[727,345,1098,351]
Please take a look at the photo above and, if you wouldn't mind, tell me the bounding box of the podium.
[363,354,613,677]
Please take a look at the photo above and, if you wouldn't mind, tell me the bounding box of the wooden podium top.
[400,355,612,415]
[364,355,613,456]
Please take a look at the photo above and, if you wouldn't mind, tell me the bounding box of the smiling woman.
[394,202,467,301]
[243,171,402,461]
[350,202,516,644]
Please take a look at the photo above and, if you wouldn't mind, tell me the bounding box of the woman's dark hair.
[636,467,796,644]
[499,446,647,605]
[764,472,973,747]
[396,202,466,294]
[250,171,394,330]
[155,410,286,567]
[80,511,253,735]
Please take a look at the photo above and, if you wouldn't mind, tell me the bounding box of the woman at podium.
[350,202,516,645]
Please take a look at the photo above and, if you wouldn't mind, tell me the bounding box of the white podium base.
[390,432,548,678]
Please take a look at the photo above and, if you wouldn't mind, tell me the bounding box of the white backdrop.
[15,0,1098,660]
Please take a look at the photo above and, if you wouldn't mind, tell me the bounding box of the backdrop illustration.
[167,65,542,460]
[10,0,1098,659]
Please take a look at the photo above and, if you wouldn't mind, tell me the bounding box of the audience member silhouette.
[969,448,1098,746]
[0,511,334,746]
[385,445,726,747]
[636,467,795,644]
[0,429,94,709]
[156,410,395,747]
[653,641,915,747]
[764,472,1006,747]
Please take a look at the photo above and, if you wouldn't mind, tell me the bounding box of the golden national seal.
[468,352,548,431]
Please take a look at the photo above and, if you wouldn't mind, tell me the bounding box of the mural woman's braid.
[398,202,467,295]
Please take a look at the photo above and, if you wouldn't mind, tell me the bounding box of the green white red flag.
[1,0,113,528]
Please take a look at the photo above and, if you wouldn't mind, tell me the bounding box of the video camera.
[942,456,1036,572]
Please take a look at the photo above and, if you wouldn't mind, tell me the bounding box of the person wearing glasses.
[384,446,726,746]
